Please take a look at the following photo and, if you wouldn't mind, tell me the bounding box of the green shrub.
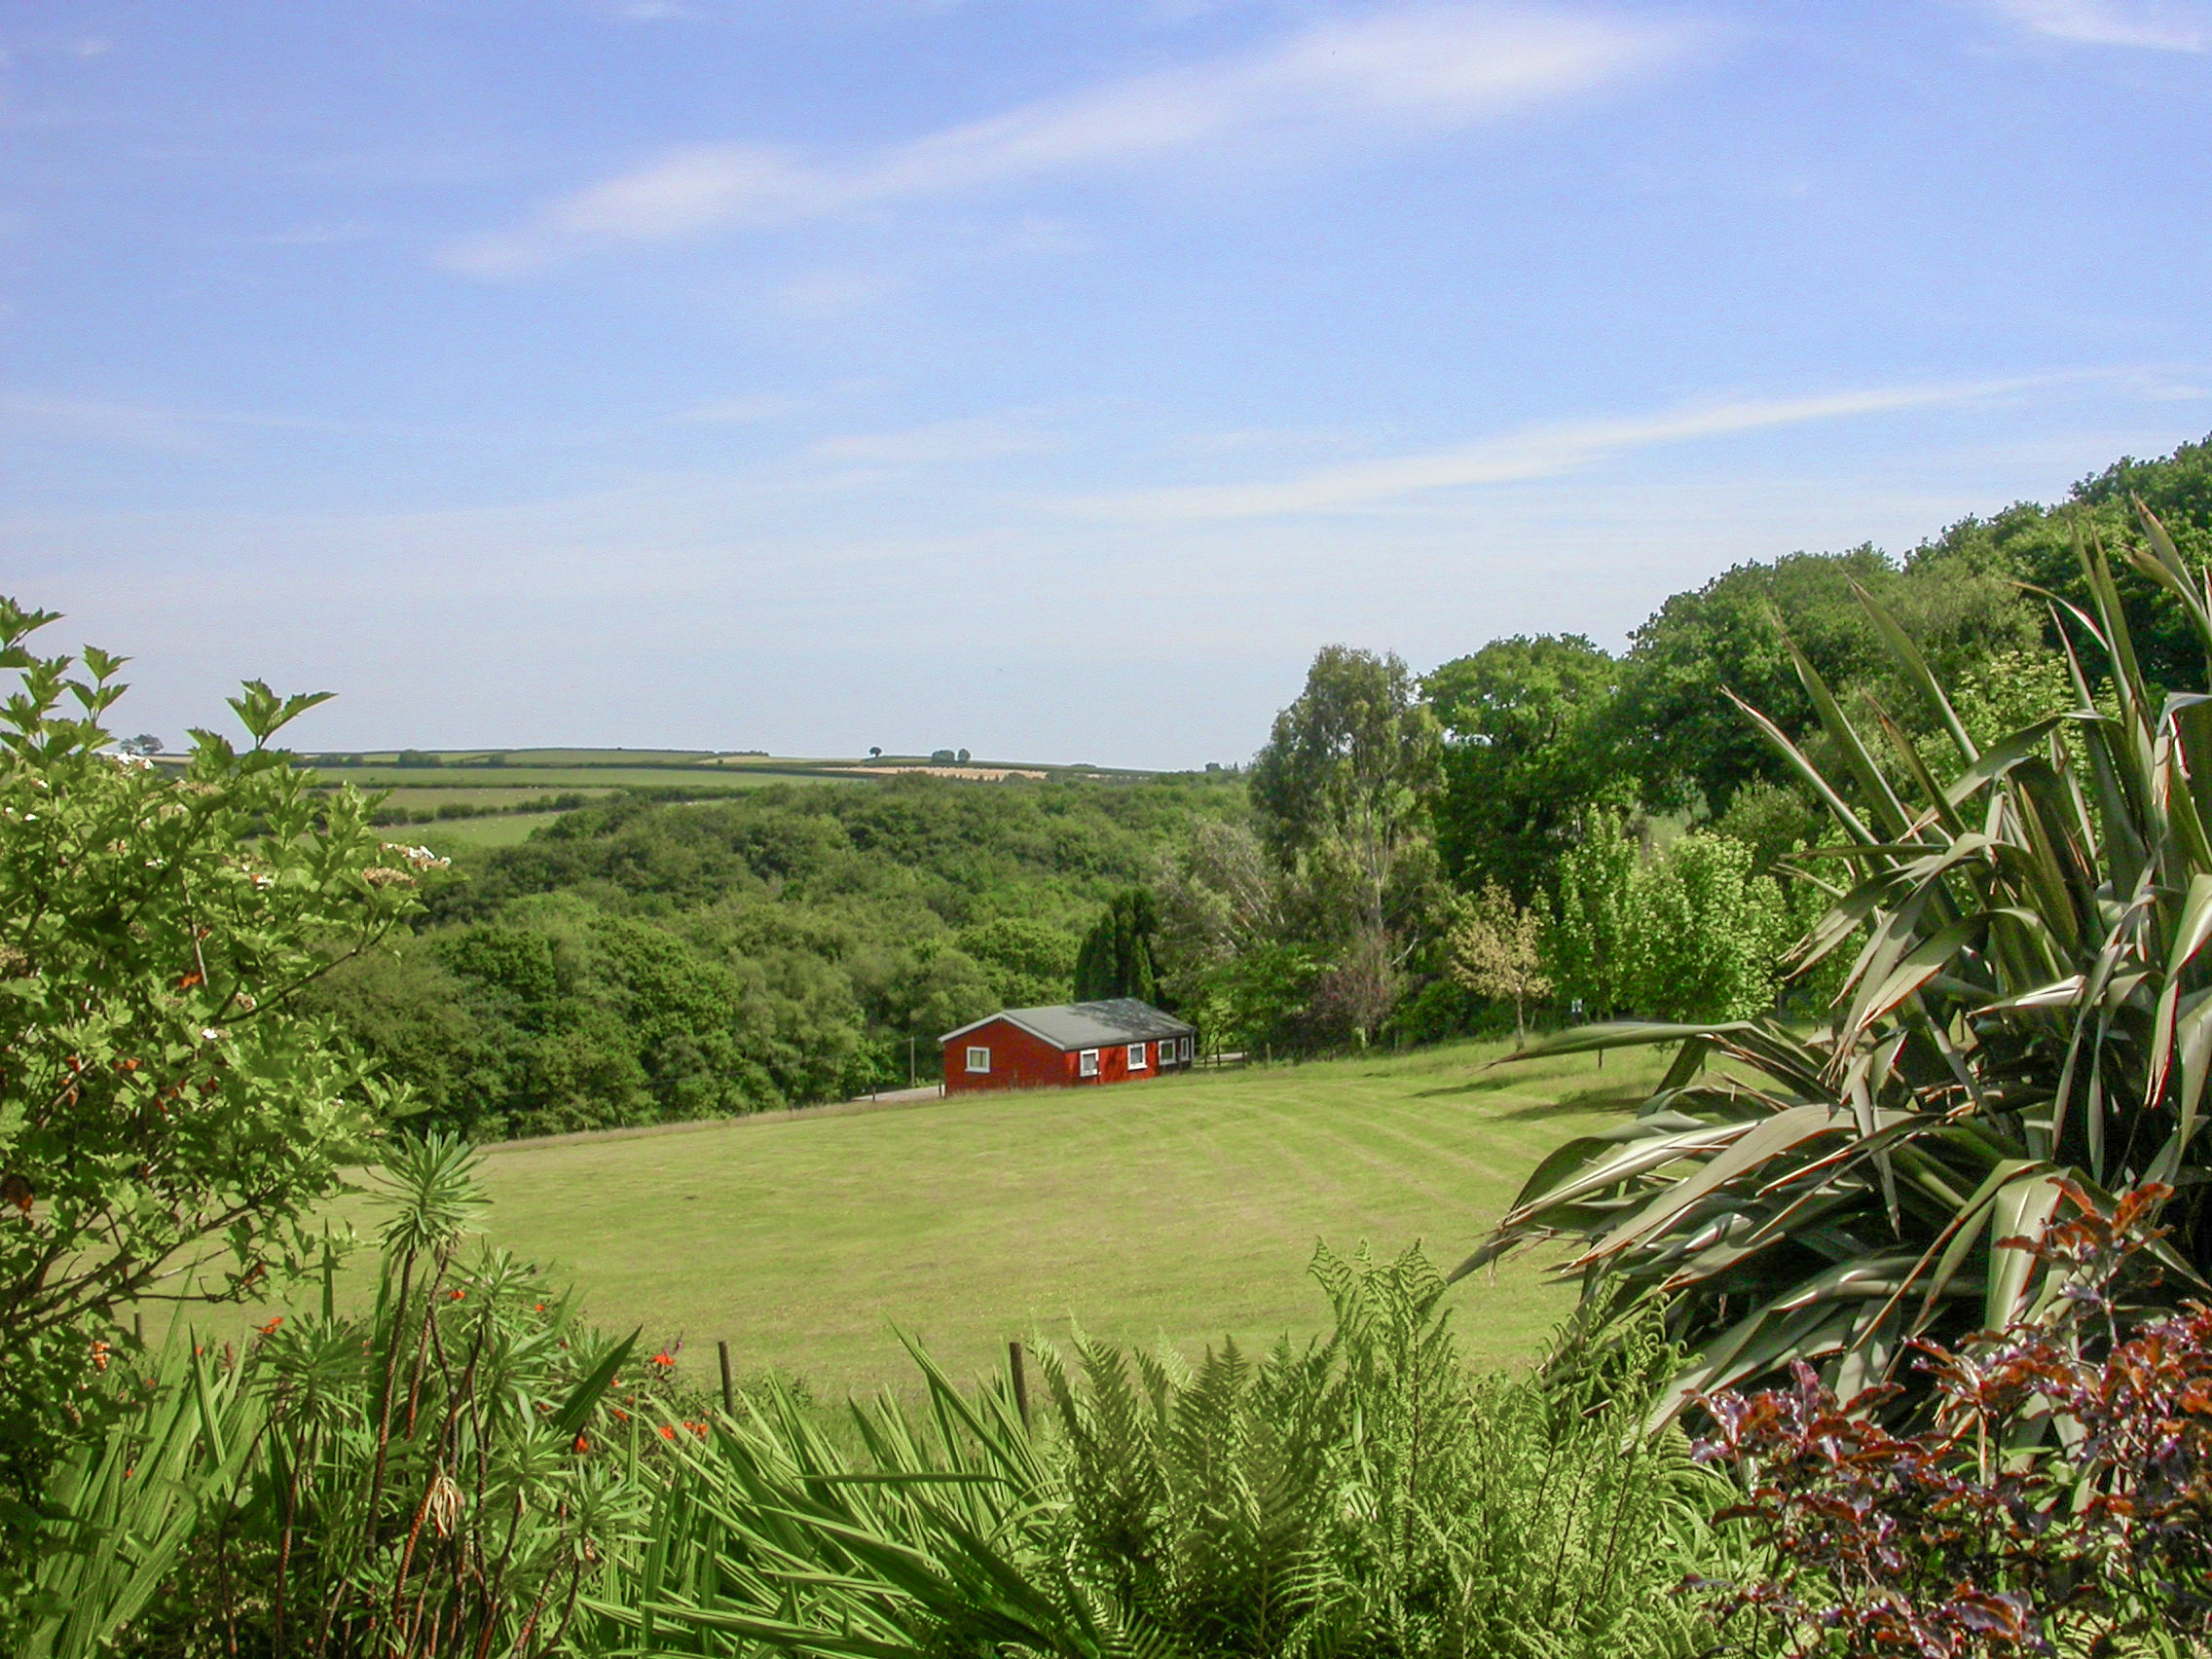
[0,598,419,1593]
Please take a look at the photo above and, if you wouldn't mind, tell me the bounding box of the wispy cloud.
[1076,380,2046,521]
[807,413,1064,467]
[1981,0,2212,49]
[443,4,1689,276]
[0,390,380,453]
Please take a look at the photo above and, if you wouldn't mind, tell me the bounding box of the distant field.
[331,785,620,810]
[316,765,853,792]
[269,1038,1660,1398]
[411,811,571,848]
[333,749,722,767]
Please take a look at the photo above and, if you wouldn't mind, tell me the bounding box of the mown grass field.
[425,1037,1664,1398]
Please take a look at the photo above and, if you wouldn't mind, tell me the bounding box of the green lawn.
[429,1038,1662,1397]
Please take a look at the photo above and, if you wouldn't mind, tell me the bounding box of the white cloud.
[443,4,1688,275]
[1982,0,2212,49]
[1076,380,2045,520]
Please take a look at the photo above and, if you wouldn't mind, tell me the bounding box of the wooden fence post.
[718,1340,736,1418]
[1007,1340,1031,1431]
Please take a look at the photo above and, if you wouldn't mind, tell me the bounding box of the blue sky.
[4,1,2210,765]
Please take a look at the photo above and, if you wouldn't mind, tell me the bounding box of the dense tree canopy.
[1908,435,2212,693]
[1426,634,1622,902]
[1249,646,1442,940]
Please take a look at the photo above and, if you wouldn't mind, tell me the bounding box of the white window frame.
[1078,1048,1099,1078]
[1127,1043,1148,1070]
[1178,1036,1193,1061]
[965,1045,992,1075]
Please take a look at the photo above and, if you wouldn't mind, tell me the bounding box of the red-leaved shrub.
[1690,1182,2212,1657]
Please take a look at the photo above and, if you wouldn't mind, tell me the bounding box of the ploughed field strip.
[461,1036,1665,1397]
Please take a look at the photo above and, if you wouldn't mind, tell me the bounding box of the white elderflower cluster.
[382,843,452,872]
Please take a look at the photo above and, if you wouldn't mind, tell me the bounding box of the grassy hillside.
[431,1035,1660,1396]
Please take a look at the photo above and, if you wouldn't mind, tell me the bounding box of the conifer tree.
[1073,888,1163,1003]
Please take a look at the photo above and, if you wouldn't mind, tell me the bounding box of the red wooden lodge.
[939,998,1198,1093]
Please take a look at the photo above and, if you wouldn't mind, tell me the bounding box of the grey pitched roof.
[940,998,1196,1049]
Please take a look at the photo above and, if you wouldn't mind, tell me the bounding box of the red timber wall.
[942,1019,1192,1094]
[943,1018,1073,1093]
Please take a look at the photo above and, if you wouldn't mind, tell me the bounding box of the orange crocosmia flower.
[258,1316,282,1337]
[573,1435,589,1453]
[448,1288,465,1301]
[657,1424,676,1441]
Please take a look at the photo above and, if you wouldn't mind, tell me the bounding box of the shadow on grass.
[1410,1051,1634,1101]
[1411,1067,1525,1099]
[1492,1080,1652,1121]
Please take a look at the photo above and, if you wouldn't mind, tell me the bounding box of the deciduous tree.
[1426,635,1622,902]
[1448,881,1551,1048]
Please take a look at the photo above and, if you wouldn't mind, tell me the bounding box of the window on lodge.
[1128,1043,1147,1069]
[1078,1049,1099,1078]
[1178,1036,1193,1061]
[965,1046,991,1074]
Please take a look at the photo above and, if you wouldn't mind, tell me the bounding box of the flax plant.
[1467,505,2212,1418]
